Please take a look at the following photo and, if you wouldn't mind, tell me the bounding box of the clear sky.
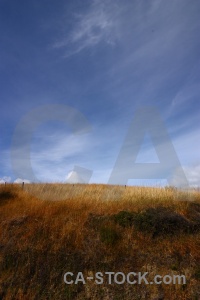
[0,0,199,187]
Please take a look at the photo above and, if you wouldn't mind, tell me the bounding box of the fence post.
[22,182,24,189]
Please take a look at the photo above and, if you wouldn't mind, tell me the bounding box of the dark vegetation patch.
[86,205,200,239]
[113,206,200,237]
[133,207,191,237]
[0,247,84,300]
[85,213,121,246]
[186,202,200,223]
[99,226,121,246]
[194,266,200,280]
[0,188,17,205]
[113,210,137,227]
[85,213,111,230]
[8,215,29,226]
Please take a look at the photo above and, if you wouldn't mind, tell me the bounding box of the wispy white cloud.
[106,125,200,187]
[184,164,200,188]
[170,164,200,188]
[1,119,199,186]
[165,61,200,119]
[0,176,11,184]
[53,0,121,56]
[31,132,91,162]
[14,178,31,184]
[10,131,92,182]
[105,0,200,115]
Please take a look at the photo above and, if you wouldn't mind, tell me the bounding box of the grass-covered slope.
[0,184,200,299]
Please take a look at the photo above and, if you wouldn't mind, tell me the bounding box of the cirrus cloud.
[53,0,121,56]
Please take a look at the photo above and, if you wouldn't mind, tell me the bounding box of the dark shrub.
[113,210,137,227]
[133,206,191,237]
[85,213,110,230]
[0,188,16,205]
[100,226,120,246]
[186,202,200,223]
[194,266,200,280]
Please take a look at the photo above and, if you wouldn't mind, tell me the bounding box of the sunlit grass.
[0,183,199,299]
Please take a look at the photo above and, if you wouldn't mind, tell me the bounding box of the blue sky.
[0,0,200,186]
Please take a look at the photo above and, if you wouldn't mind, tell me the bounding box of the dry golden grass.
[0,183,200,299]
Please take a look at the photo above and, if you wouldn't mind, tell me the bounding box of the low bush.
[0,187,17,205]
[99,226,120,246]
[133,206,192,237]
[113,207,199,237]
[113,210,136,227]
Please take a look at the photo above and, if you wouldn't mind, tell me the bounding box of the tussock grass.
[0,183,199,299]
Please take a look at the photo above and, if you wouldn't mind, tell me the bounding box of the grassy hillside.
[0,183,200,299]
